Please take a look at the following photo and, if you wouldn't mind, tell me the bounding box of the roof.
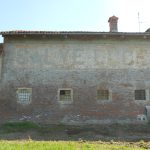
[1,30,150,35]
[146,28,150,32]
[1,31,150,40]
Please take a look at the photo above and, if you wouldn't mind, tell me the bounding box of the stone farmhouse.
[0,16,150,124]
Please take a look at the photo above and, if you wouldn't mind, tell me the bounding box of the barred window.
[59,90,72,101]
[97,90,109,100]
[58,88,73,104]
[17,88,32,104]
[135,90,146,100]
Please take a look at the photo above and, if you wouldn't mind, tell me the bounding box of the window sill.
[96,100,112,104]
[58,100,73,104]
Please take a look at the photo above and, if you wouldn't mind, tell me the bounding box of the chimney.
[108,15,118,32]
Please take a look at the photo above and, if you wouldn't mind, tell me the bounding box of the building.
[0,16,150,124]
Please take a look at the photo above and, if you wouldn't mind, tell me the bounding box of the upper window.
[97,89,109,101]
[58,88,73,104]
[17,88,32,105]
[135,90,146,100]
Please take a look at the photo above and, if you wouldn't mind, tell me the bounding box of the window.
[58,88,73,104]
[17,88,32,105]
[135,90,146,100]
[97,90,109,100]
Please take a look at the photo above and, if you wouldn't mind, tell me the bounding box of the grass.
[1,121,39,132]
[0,140,148,150]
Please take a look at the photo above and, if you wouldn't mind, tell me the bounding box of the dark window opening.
[135,90,146,100]
[59,90,72,101]
[97,90,109,100]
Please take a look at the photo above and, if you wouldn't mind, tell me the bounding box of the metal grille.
[97,90,109,100]
[60,90,71,101]
[135,90,146,100]
[17,89,31,102]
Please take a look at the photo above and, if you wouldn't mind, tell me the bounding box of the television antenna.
[138,12,145,32]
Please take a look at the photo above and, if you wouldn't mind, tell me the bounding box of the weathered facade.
[1,17,150,124]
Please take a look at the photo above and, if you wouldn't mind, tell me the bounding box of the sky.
[0,0,150,42]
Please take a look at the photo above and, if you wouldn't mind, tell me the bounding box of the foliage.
[1,121,39,132]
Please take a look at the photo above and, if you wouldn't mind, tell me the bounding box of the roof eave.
[1,31,150,36]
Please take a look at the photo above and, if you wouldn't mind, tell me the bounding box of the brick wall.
[0,37,150,124]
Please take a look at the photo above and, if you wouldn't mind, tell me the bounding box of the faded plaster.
[0,38,150,124]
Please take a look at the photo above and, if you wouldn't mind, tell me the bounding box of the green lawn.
[0,140,147,150]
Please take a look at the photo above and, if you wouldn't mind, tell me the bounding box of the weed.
[1,121,39,133]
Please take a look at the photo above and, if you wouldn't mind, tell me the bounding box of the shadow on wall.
[0,43,3,54]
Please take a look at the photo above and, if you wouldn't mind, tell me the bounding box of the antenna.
[138,12,145,32]
[138,12,140,32]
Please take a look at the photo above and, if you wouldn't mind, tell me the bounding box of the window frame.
[96,89,112,103]
[58,88,73,104]
[16,88,32,105]
[135,89,146,100]
[134,89,149,103]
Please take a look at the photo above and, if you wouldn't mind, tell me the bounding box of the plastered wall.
[0,38,150,124]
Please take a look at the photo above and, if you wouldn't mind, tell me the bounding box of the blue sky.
[1,0,150,42]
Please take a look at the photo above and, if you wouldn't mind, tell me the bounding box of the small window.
[17,88,32,105]
[60,90,71,101]
[135,90,146,100]
[58,88,73,103]
[97,90,109,100]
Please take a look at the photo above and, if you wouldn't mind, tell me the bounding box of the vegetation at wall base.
[1,122,150,142]
[1,121,39,133]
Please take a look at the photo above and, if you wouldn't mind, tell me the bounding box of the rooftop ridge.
[1,30,150,35]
